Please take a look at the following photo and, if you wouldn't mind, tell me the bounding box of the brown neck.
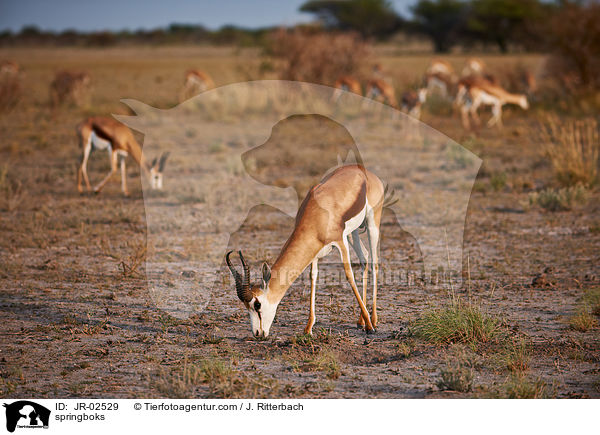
[266,227,322,304]
[128,139,151,178]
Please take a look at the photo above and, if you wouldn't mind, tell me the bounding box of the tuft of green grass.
[528,184,589,211]
[582,288,600,316]
[490,172,507,192]
[500,338,530,374]
[412,300,502,345]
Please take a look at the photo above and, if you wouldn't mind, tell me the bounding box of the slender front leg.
[119,155,129,196]
[338,238,375,333]
[94,151,118,194]
[304,259,318,335]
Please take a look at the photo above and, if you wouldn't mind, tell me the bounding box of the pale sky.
[0,0,416,33]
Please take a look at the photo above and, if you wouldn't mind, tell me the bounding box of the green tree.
[411,0,468,53]
[300,0,403,39]
[465,0,543,53]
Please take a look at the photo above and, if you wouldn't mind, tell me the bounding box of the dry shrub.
[0,74,21,111]
[528,184,589,212]
[540,115,599,187]
[267,28,370,85]
[0,164,27,211]
[49,70,91,107]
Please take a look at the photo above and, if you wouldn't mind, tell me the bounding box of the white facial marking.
[248,294,278,337]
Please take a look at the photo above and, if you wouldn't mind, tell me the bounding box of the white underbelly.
[343,202,367,238]
[91,131,112,151]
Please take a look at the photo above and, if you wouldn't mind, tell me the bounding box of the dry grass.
[583,288,600,316]
[0,164,27,212]
[503,375,551,399]
[153,357,285,398]
[437,360,474,392]
[267,28,371,85]
[0,74,21,111]
[500,338,530,374]
[569,309,598,332]
[540,115,599,187]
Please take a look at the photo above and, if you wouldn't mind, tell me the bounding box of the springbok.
[0,60,19,76]
[457,77,529,129]
[50,70,91,106]
[76,116,169,196]
[461,57,486,77]
[427,58,454,76]
[180,69,215,101]
[226,164,385,337]
[332,76,362,101]
[401,88,428,119]
[364,78,398,109]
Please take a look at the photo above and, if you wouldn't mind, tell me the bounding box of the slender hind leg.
[338,237,375,333]
[304,259,319,335]
[366,208,382,327]
[350,230,369,327]
[94,151,118,194]
[78,138,92,193]
[119,154,129,196]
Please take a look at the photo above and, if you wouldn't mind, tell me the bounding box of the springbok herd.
[0,55,535,337]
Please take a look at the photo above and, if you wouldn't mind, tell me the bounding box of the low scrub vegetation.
[437,360,474,393]
[503,375,551,399]
[528,184,589,212]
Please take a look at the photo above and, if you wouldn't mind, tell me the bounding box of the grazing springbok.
[331,76,362,101]
[427,58,454,76]
[364,78,398,109]
[76,116,169,196]
[0,60,19,76]
[180,69,215,101]
[461,57,486,77]
[457,77,529,129]
[50,70,91,106]
[401,88,428,119]
[226,165,385,337]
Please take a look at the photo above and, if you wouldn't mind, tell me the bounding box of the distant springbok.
[76,116,169,195]
[0,60,19,77]
[331,76,362,101]
[457,77,529,129]
[50,71,91,107]
[180,69,215,101]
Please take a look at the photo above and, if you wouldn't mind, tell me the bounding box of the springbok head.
[226,251,277,338]
[148,152,170,190]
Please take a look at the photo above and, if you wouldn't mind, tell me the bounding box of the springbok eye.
[254,300,261,311]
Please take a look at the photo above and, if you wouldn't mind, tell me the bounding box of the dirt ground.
[0,47,598,398]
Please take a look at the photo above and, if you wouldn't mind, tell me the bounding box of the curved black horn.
[239,251,251,297]
[226,251,253,302]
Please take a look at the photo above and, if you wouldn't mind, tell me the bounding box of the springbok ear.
[159,151,170,172]
[150,157,158,168]
[261,262,271,288]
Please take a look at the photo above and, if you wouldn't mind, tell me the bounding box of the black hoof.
[366,328,377,335]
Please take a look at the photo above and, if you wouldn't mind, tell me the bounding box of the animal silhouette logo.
[3,401,50,432]
[114,80,481,320]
